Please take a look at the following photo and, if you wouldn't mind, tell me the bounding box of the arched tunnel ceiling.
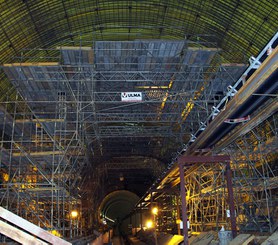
[99,190,139,225]
[0,0,276,65]
[0,1,277,205]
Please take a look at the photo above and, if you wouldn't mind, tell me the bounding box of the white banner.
[121,92,142,102]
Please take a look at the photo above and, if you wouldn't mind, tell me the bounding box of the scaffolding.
[137,111,277,235]
[224,113,278,233]
[180,125,278,234]
[1,41,247,166]
[0,91,86,238]
[0,40,252,240]
[133,35,278,236]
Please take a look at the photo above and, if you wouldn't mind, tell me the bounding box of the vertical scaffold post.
[179,163,189,245]
[226,162,237,238]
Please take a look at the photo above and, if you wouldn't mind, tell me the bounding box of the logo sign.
[121,92,142,102]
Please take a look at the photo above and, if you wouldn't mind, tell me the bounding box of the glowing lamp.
[146,220,153,229]
[152,207,158,215]
[71,210,78,218]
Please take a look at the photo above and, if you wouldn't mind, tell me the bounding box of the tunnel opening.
[98,190,140,236]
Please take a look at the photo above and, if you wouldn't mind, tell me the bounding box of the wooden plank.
[221,63,246,67]
[25,187,63,192]
[188,47,219,51]
[261,232,278,245]
[3,62,59,67]
[242,235,255,245]
[229,234,252,245]
[57,46,92,51]
[13,150,82,157]
[191,236,214,245]
[0,220,47,245]
[253,236,268,244]
[0,207,71,245]
[88,49,94,64]
[190,232,215,245]
[166,234,184,245]
[15,118,65,123]
[13,150,64,156]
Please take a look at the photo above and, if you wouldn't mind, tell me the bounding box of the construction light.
[70,210,78,218]
[152,207,158,215]
[146,220,153,229]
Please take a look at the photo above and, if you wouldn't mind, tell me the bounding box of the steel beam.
[179,163,189,245]
[214,98,278,151]
[178,155,230,165]
[187,45,278,152]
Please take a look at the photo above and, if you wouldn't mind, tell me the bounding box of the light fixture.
[152,207,158,215]
[70,210,78,218]
[146,220,153,229]
[119,173,124,182]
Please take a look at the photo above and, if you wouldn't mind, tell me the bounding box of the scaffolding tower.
[0,40,258,239]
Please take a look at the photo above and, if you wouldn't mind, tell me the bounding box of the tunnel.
[0,1,277,245]
[99,190,140,235]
